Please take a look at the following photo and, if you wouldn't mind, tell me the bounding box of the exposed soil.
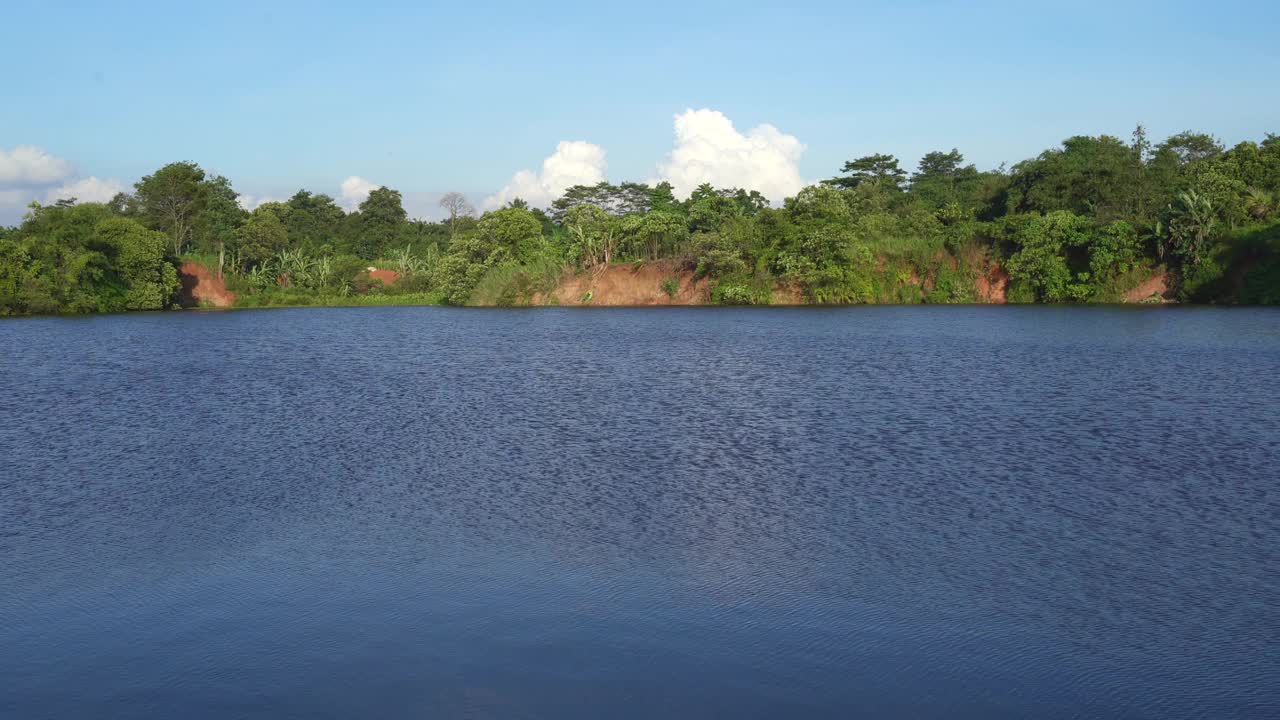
[178,262,236,308]
[1123,269,1173,303]
[367,268,399,286]
[547,262,710,305]
[975,263,1009,304]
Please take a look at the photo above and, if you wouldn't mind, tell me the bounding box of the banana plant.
[1161,190,1217,266]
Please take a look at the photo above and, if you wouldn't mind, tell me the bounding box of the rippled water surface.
[2,306,1278,719]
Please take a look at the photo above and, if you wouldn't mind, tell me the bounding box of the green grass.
[467,256,565,306]
[231,289,444,309]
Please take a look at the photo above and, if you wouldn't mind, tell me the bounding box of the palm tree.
[1245,188,1273,220]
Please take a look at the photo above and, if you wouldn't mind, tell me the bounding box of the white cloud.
[653,108,806,203]
[236,193,281,211]
[0,190,29,225]
[340,175,378,210]
[0,145,76,186]
[46,176,125,204]
[484,140,607,209]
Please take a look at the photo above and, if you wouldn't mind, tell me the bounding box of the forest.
[2,125,1279,315]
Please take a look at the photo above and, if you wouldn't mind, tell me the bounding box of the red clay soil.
[367,268,399,286]
[1123,269,1173,303]
[546,262,710,305]
[178,262,236,308]
[975,263,1009,304]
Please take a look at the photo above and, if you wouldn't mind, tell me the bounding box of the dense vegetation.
[3,126,1279,315]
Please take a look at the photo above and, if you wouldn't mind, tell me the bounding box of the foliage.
[0,203,178,314]
[661,277,679,298]
[5,126,1280,316]
[133,161,208,256]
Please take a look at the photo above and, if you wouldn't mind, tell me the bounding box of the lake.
[1,306,1277,719]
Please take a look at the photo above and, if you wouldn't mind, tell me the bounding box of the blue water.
[1,306,1277,719]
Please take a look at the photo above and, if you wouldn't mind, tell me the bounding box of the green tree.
[134,161,209,256]
[95,217,180,310]
[350,187,408,259]
[194,175,246,275]
[285,191,346,253]
[1004,211,1092,302]
[476,207,544,262]
[563,203,619,267]
[234,204,290,269]
[1007,135,1135,220]
[825,153,907,191]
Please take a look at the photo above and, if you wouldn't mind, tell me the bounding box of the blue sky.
[2,0,1278,222]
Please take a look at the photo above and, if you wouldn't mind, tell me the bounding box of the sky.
[2,0,1278,224]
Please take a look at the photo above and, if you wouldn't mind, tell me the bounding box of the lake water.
[1,306,1277,719]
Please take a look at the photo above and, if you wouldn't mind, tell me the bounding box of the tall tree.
[233,204,290,269]
[1130,124,1153,222]
[352,187,408,259]
[284,190,346,252]
[912,149,966,182]
[195,175,247,277]
[1007,135,1135,220]
[438,192,475,237]
[1156,132,1224,166]
[134,162,209,256]
[825,154,907,191]
[551,182,651,222]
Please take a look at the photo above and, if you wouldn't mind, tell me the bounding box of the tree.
[95,217,180,310]
[825,154,907,191]
[1003,211,1092,302]
[107,192,137,216]
[234,204,290,269]
[1130,124,1153,222]
[649,182,680,213]
[551,182,651,222]
[284,191,346,252]
[563,204,619,267]
[476,207,544,261]
[133,162,209,256]
[0,203,179,314]
[439,192,475,236]
[913,149,966,182]
[1156,131,1224,166]
[910,149,984,210]
[352,187,408,259]
[1007,135,1136,220]
[194,175,246,277]
[620,210,687,260]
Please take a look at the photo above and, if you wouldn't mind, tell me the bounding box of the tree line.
[2,125,1278,314]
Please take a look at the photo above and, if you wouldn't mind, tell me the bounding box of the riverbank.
[179,257,1184,309]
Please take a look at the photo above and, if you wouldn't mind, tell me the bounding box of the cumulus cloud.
[340,175,378,210]
[653,109,806,203]
[237,194,281,211]
[484,140,607,209]
[46,176,125,204]
[0,145,76,186]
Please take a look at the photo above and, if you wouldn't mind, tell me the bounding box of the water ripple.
[1,306,1277,719]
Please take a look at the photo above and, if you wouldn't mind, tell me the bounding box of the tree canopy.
[3,124,1279,314]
